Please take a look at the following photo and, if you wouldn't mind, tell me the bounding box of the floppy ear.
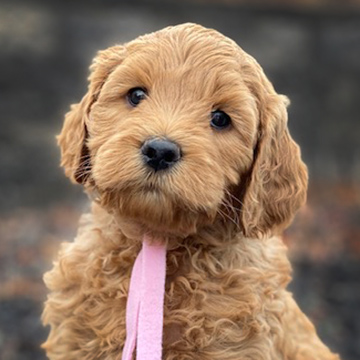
[238,58,308,238]
[57,45,125,184]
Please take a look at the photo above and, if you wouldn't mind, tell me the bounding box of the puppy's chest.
[93,243,281,359]
[160,250,268,358]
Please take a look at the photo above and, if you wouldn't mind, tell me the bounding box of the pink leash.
[122,236,167,360]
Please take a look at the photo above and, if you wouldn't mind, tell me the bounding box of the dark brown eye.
[127,87,147,107]
[210,110,231,130]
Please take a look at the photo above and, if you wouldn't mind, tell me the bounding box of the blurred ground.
[1,0,359,359]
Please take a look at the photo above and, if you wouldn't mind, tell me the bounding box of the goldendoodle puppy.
[42,23,340,360]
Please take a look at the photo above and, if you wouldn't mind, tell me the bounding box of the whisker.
[224,189,245,208]
[222,196,242,213]
[220,194,243,228]
[217,204,240,229]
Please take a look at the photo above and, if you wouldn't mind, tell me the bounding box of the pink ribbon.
[122,236,167,360]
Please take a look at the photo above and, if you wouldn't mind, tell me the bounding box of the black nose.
[141,138,181,171]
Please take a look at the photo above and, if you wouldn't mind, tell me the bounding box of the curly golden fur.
[42,23,340,359]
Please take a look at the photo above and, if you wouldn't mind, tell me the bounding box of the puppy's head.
[58,23,307,238]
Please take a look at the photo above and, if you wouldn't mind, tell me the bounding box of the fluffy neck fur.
[42,201,339,360]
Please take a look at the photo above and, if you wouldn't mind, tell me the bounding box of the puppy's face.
[59,24,308,238]
[89,29,257,233]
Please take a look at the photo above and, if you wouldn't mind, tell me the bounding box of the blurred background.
[1,0,359,359]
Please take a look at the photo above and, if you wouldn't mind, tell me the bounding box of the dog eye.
[127,87,147,107]
[210,110,231,130]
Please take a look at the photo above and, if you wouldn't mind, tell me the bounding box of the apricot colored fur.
[42,23,340,360]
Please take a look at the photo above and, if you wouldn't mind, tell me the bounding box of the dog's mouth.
[92,144,227,236]
[95,179,218,237]
[139,182,162,194]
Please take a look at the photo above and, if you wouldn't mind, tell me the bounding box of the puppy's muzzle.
[141,138,181,172]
